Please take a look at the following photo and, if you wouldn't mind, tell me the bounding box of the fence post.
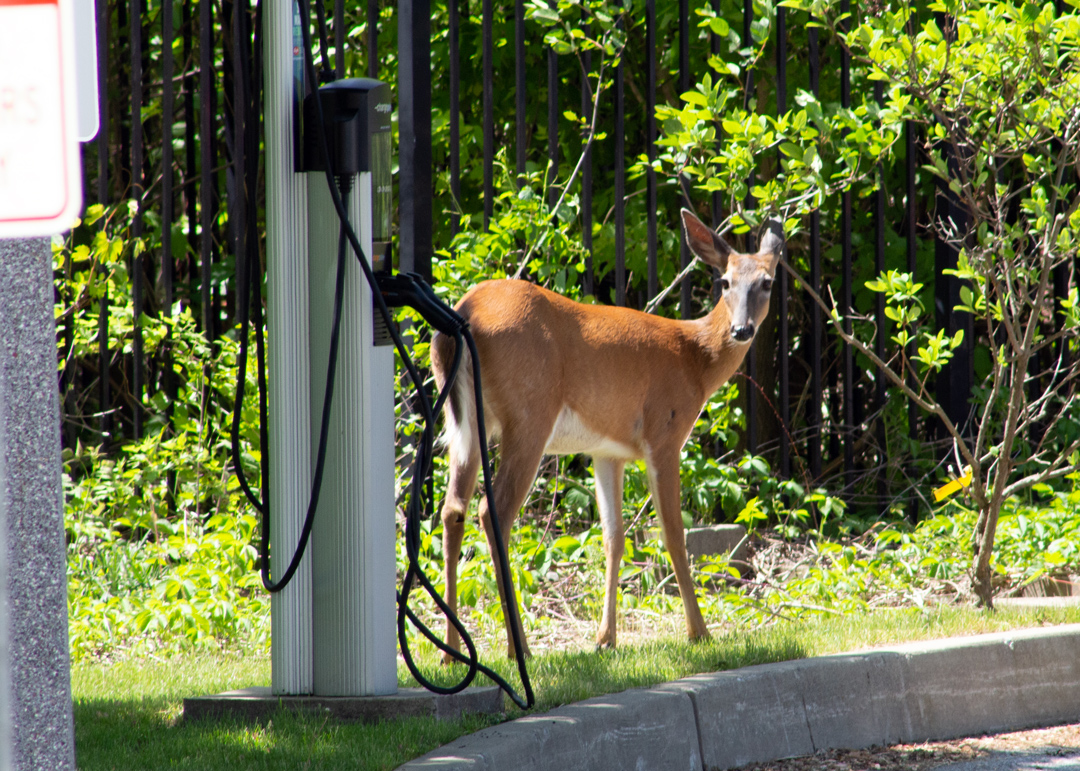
[398,0,432,279]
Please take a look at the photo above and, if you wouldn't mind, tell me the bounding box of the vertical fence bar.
[840,0,854,486]
[96,0,109,205]
[741,0,754,107]
[906,118,919,520]
[546,1,558,210]
[678,0,691,318]
[96,0,111,442]
[516,0,526,182]
[183,0,198,292]
[222,5,237,328]
[130,0,145,438]
[710,0,722,310]
[162,0,176,434]
[807,21,822,481]
[367,0,378,77]
[581,46,594,296]
[398,0,433,278]
[776,3,790,479]
[232,0,247,343]
[118,0,130,192]
[450,0,461,237]
[212,3,225,338]
[931,7,972,440]
[200,0,215,339]
[646,0,657,301]
[1050,0,1071,407]
[162,0,175,316]
[614,2,625,306]
[934,147,972,438]
[482,0,493,229]
[742,0,757,455]
[874,81,887,511]
[334,0,344,78]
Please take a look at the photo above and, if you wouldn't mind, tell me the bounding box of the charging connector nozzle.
[377,272,467,338]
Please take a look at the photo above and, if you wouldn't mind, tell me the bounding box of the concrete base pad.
[183,685,503,724]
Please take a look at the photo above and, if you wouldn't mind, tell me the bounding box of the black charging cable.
[229,0,534,709]
[382,275,534,708]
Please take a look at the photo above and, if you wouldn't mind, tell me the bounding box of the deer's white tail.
[435,335,479,467]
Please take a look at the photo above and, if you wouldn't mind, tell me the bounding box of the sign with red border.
[0,0,83,238]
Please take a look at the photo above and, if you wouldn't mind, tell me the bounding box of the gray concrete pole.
[0,458,10,771]
[0,236,75,770]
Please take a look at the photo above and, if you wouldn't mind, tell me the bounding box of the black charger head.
[302,78,392,176]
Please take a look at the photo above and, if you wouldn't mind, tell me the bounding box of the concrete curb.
[397,625,1080,771]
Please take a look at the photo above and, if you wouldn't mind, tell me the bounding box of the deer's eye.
[720,278,730,292]
[761,278,773,292]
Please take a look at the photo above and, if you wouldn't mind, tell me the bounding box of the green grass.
[73,604,1080,770]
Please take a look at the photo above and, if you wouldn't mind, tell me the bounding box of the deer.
[430,208,784,659]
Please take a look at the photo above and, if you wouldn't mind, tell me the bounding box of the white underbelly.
[544,406,638,459]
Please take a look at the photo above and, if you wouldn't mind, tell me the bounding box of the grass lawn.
[72,604,1080,770]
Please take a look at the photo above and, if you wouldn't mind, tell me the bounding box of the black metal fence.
[66,0,1074,517]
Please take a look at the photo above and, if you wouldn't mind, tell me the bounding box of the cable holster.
[377,272,468,338]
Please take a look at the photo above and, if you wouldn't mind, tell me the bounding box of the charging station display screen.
[371,130,391,244]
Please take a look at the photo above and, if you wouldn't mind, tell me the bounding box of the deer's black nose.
[732,324,755,342]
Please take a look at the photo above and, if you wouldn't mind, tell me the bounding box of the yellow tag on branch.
[933,465,973,502]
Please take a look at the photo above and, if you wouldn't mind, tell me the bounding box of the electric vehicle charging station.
[262,0,396,699]
[183,0,526,718]
[304,79,397,697]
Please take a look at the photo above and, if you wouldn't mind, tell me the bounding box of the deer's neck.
[690,302,752,393]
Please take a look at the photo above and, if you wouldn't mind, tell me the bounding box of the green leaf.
[709,17,730,37]
[779,142,803,158]
[530,6,560,23]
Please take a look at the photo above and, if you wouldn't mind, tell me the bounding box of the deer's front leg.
[594,457,626,649]
[646,449,710,641]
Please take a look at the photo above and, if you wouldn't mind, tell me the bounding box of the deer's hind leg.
[478,425,550,660]
[435,343,483,665]
[438,431,481,664]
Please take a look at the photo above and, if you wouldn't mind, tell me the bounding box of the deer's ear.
[681,209,732,272]
[758,217,785,270]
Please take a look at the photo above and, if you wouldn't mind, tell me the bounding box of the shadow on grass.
[74,696,500,771]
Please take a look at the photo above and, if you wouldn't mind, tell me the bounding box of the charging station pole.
[306,80,397,696]
[264,0,396,698]
[265,0,313,696]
